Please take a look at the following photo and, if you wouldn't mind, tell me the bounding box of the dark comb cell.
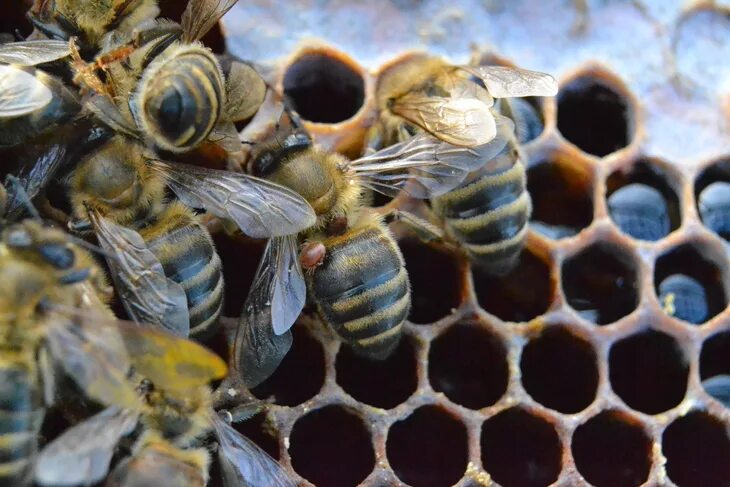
[658,274,708,324]
[698,181,730,240]
[607,183,670,241]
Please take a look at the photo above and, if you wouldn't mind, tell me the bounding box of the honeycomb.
[4,1,730,486]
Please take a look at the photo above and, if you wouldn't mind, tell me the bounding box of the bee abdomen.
[0,364,43,486]
[434,161,531,275]
[311,227,410,359]
[148,224,224,339]
[137,46,224,152]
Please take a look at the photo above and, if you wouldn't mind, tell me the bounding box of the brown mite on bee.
[299,241,326,270]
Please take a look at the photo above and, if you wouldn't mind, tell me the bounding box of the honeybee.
[36,380,296,486]
[28,0,159,56]
[0,39,80,147]
[234,108,509,387]
[68,136,315,338]
[72,0,265,155]
[0,219,228,486]
[373,54,558,275]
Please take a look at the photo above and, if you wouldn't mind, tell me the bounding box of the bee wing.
[88,210,191,337]
[232,237,298,388]
[0,40,71,66]
[85,94,139,138]
[223,61,266,122]
[350,115,514,199]
[391,91,497,147]
[0,64,52,117]
[209,121,244,154]
[460,65,559,98]
[35,407,139,487]
[212,414,297,487]
[181,0,239,42]
[45,312,141,410]
[112,318,228,391]
[151,161,316,238]
[52,305,226,394]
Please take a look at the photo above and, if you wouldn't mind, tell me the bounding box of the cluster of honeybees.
[0,0,559,486]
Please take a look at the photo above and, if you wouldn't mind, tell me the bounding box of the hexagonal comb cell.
[654,243,728,325]
[699,331,730,406]
[695,158,730,242]
[283,50,365,123]
[557,70,634,157]
[427,323,509,409]
[473,247,553,322]
[571,411,651,487]
[609,330,688,414]
[386,405,468,487]
[527,153,594,239]
[289,405,375,487]
[251,327,325,406]
[336,335,418,409]
[480,408,562,487]
[520,326,598,413]
[662,411,730,487]
[606,158,682,241]
[399,239,463,324]
[561,242,639,324]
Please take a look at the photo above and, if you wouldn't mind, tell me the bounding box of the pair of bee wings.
[88,161,315,336]
[234,123,514,388]
[0,40,71,118]
[35,406,295,487]
[43,306,227,415]
[391,65,558,147]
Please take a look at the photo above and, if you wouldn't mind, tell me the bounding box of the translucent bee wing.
[0,40,71,66]
[85,94,139,138]
[350,115,514,199]
[88,210,191,337]
[209,121,244,155]
[152,161,316,238]
[270,235,306,335]
[391,92,497,147]
[212,414,297,487]
[233,238,297,388]
[35,407,139,487]
[0,65,52,117]
[223,61,266,122]
[45,313,141,410]
[460,65,559,98]
[181,0,239,42]
[702,375,730,408]
[112,318,227,391]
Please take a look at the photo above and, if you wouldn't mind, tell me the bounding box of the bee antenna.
[5,175,42,221]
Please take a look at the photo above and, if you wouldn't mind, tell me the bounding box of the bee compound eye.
[38,243,75,270]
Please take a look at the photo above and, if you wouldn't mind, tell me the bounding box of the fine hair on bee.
[71,0,266,155]
[234,103,505,388]
[372,54,557,276]
[0,219,114,486]
[28,0,160,57]
[68,136,225,339]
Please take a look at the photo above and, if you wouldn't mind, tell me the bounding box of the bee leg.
[386,209,446,244]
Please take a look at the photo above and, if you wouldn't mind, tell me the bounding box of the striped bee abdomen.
[433,148,531,276]
[137,46,224,152]
[0,362,43,487]
[310,224,410,359]
[148,223,224,339]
